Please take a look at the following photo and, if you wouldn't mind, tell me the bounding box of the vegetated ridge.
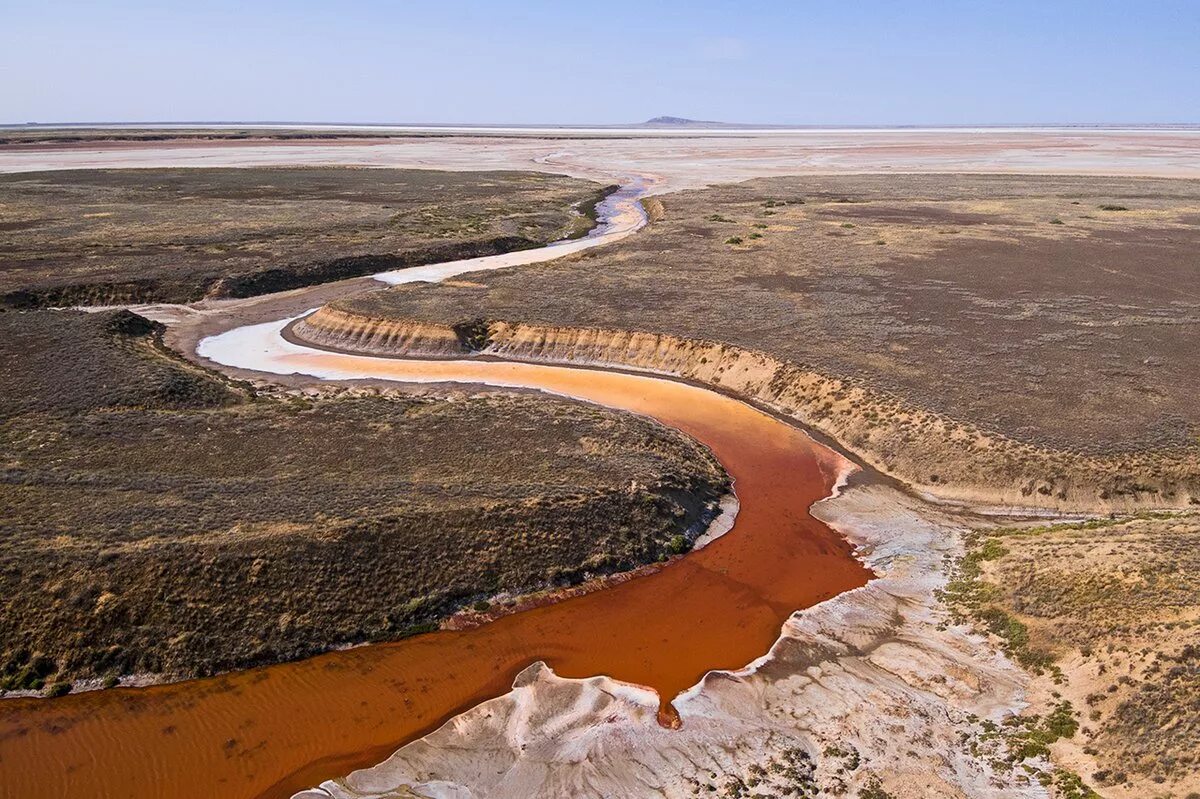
[0,309,728,694]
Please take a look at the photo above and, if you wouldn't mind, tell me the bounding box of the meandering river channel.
[0,175,871,799]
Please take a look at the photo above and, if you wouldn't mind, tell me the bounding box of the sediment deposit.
[301,480,1046,799]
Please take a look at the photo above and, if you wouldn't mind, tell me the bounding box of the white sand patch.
[372,179,649,286]
[296,483,1042,799]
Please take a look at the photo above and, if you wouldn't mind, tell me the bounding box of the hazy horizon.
[8,120,1200,130]
[3,0,1198,126]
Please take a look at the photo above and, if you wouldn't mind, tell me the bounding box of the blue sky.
[2,0,1197,125]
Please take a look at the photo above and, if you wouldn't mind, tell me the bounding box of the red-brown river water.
[0,331,871,799]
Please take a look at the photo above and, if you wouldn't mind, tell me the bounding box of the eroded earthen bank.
[0,318,871,799]
[291,306,1199,514]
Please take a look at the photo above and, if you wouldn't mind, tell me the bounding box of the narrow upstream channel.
[0,174,872,799]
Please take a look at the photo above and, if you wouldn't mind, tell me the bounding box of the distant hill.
[639,116,738,128]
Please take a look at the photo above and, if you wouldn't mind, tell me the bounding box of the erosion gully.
[0,175,871,799]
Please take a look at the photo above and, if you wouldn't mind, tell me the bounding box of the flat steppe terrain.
[324,173,1200,511]
[4,137,1199,799]
[0,167,609,307]
[0,310,726,693]
[0,127,414,146]
[304,170,1200,799]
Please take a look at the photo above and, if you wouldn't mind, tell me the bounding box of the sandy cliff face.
[292,308,1199,514]
[292,307,468,357]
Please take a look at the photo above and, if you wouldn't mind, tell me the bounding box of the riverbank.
[290,307,1197,515]
[0,313,871,799]
[322,172,1200,516]
[0,309,730,697]
[299,478,1048,799]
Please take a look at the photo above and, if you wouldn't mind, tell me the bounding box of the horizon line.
[5,120,1200,131]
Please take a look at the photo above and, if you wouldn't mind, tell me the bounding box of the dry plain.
[325,172,1200,512]
[0,166,610,307]
[287,152,1200,799]
[1,128,1199,799]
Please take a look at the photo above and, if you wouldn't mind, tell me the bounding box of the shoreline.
[0,312,872,799]
[0,490,738,702]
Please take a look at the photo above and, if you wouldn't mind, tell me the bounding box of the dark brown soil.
[813,204,1001,226]
[0,310,727,690]
[0,167,607,308]
[338,173,1200,457]
[0,128,417,147]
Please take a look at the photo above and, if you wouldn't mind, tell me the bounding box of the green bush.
[451,318,492,351]
[666,535,691,555]
[0,654,57,692]
[978,538,1009,561]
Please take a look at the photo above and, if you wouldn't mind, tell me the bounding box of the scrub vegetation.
[0,167,609,307]
[946,512,1200,798]
[335,173,1200,510]
[0,310,728,691]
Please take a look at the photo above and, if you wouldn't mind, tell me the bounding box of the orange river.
[0,326,872,799]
